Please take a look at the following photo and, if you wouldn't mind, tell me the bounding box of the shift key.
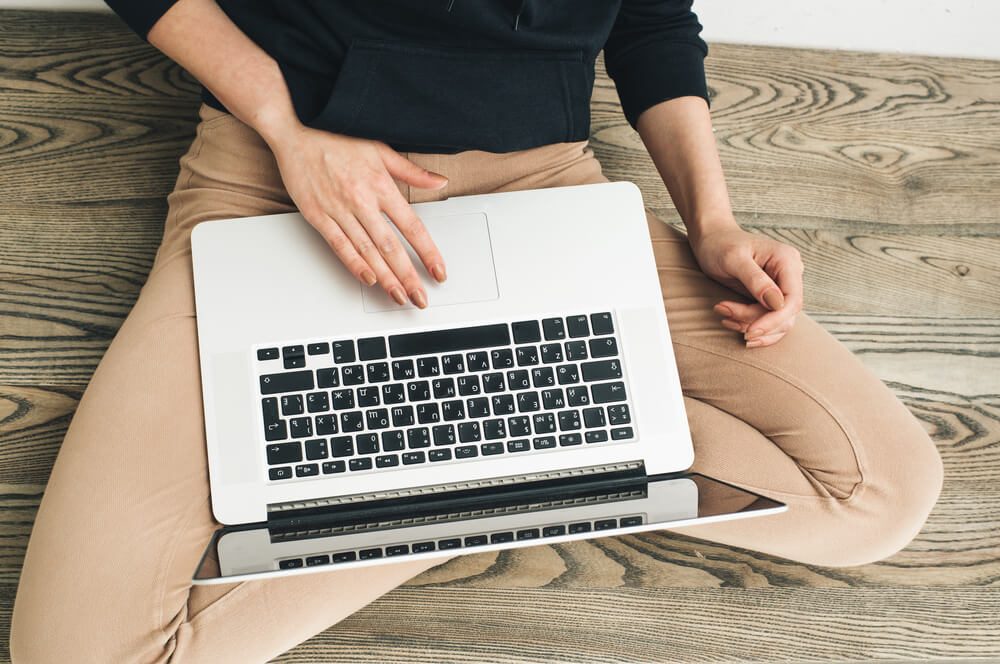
[260,370,314,395]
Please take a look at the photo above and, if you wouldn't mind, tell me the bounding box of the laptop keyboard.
[256,311,634,483]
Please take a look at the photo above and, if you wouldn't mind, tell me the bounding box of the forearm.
[636,96,739,242]
[147,0,299,145]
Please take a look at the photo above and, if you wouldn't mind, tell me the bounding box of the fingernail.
[390,287,407,306]
[763,289,784,311]
[361,270,377,287]
[747,327,764,340]
[746,340,763,348]
[412,289,428,309]
[431,264,447,283]
[714,304,733,318]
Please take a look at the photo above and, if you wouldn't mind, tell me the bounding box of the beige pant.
[11,105,943,663]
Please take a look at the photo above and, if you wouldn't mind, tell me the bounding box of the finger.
[354,203,428,308]
[713,300,767,323]
[744,263,804,339]
[378,146,448,190]
[331,207,411,307]
[725,252,785,311]
[745,329,789,348]
[380,188,447,283]
[310,211,378,287]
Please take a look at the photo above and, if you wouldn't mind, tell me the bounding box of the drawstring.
[445,0,455,11]
[445,0,526,31]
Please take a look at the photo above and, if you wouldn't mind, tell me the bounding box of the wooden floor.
[1,10,998,662]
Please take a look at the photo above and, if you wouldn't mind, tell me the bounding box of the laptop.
[189,181,786,584]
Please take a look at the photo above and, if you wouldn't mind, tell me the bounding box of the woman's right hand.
[264,121,449,309]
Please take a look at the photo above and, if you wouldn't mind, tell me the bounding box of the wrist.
[250,101,303,148]
[685,214,740,243]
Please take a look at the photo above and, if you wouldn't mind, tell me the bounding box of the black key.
[507,369,530,390]
[332,551,357,563]
[391,359,416,381]
[564,340,588,361]
[432,378,456,399]
[331,436,354,457]
[611,426,635,440]
[507,439,530,453]
[480,442,504,456]
[566,315,590,338]
[517,391,540,413]
[511,320,541,344]
[455,445,478,459]
[490,348,514,369]
[402,451,426,465]
[332,340,356,363]
[407,427,431,448]
[483,372,506,393]
[566,386,591,407]
[531,366,555,388]
[557,363,580,385]
[359,548,383,560]
[467,397,490,418]
[386,544,410,557]
[366,362,390,383]
[260,370,314,395]
[257,347,279,361]
[281,394,304,416]
[269,466,293,481]
[416,402,440,424]
[349,457,373,471]
[507,416,531,437]
[389,324,512,358]
[438,538,461,550]
[532,413,556,434]
[366,408,390,430]
[341,364,364,386]
[458,421,481,443]
[305,438,328,460]
[483,418,506,440]
[583,407,606,428]
[322,460,346,474]
[559,433,583,446]
[491,531,515,544]
[289,417,312,438]
[261,397,280,423]
[432,424,456,445]
[558,410,581,431]
[591,382,627,404]
[429,448,453,462]
[382,383,405,404]
[381,430,405,451]
[279,558,303,569]
[307,342,330,356]
[585,430,608,444]
[542,317,566,340]
[282,345,306,369]
[589,337,619,359]
[595,518,618,531]
[356,433,379,454]
[441,353,465,374]
[541,388,565,410]
[306,554,331,566]
[466,351,489,372]
[317,367,339,388]
[295,463,318,477]
[391,405,415,427]
[541,343,564,364]
[357,336,387,361]
[491,394,515,415]
[327,389,356,411]
[376,454,399,468]
[464,535,488,547]
[582,359,622,382]
[533,436,557,449]
[591,312,614,335]
[417,356,440,377]
[407,380,431,402]
[543,525,567,537]
[621,516,643,528]
[516,345,539,366]
[608,404,631,425]
[569,522,592,534]
[517,528,540,540]
[457,375,481,396]
[442,399,465,421]
[412,541,436,553]
[331,389,355,410]
[264,419,287,441]
[306,391,329,413]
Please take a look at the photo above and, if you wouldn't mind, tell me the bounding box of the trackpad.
[362,212,499,312]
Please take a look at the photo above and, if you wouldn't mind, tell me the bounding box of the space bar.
[389,323,511,357]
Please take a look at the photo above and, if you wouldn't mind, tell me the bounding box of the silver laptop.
[189,181,785,584]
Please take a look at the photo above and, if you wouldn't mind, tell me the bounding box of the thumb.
[731,255,785,311]
[380,148,448,190]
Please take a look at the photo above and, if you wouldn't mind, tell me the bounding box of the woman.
[11,1,943,661]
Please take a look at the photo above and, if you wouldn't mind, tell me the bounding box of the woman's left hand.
[687,223,805,348]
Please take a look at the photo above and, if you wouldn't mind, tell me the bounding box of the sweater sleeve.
[603,0,710,128]
[104,0,181,40]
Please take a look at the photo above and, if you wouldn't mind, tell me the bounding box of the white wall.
[2,0,996,61]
